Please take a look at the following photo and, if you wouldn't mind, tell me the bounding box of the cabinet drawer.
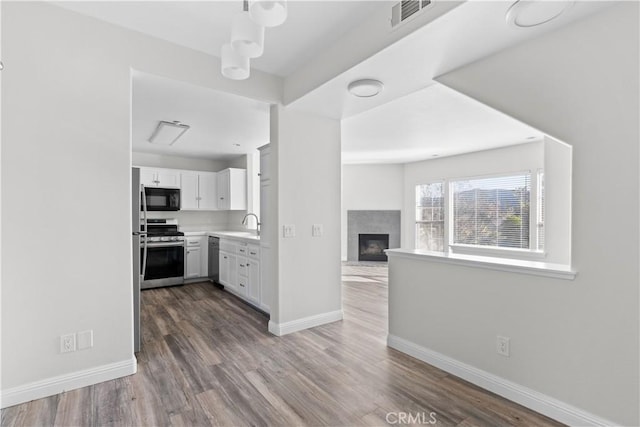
[220,240,236,252]
[237,278,248,296]
[247,245,260,259]
[237,258,248,277]
[186,238,201,247]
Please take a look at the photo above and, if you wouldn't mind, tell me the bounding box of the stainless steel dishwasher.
[208,236,220,284]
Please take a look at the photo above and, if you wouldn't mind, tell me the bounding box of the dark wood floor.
[2,265,563,426]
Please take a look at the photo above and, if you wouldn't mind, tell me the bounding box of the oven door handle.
[144,241,185,248]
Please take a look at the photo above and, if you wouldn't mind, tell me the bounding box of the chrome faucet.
[242,213,261,236]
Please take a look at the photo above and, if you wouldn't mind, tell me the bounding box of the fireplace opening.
[359,234,389,262]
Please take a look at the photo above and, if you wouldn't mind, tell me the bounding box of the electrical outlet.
[497,335,510,357]
[61,333,76,353]
[283,224,296,238]
[312,224,323,237]
[77,330,94,350]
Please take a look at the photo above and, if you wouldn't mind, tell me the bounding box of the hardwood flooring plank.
[53,386,93,427]
[1,274,564,427]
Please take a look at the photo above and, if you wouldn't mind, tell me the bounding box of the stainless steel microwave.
[142,186,180,211]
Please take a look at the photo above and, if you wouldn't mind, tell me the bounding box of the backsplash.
[145,210,248,232]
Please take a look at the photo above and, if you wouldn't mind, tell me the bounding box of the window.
[452,174,531,250]
[415,182,444,251]
[415,172,544,256]
[537,170,545,251]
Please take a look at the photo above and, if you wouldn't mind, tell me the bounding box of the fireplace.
[359,234,389,262]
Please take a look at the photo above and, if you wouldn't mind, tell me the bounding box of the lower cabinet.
[219,250,237,292]
[218,238,267,313]
[184,236,208,280]
[185,245,201,279]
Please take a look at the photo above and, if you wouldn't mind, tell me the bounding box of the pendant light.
[231,0,265,58]
[249,0,287,27]
[221,43,250,80]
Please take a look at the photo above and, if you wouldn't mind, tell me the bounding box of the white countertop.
[182,230,260,243]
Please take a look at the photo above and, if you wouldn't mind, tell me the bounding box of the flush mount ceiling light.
[506,0,574,28]
[148,121,190,146]
[348,79,384,98]
[221,43,250,80]
[249,0,288,28]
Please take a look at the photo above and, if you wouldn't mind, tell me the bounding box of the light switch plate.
[77,330,94,350]
[283,225,296,238]
[312,224,323,237]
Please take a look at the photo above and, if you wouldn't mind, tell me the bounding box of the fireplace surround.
[347,210,401,262]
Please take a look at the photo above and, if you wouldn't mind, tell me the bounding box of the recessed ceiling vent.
[391,0,432,28]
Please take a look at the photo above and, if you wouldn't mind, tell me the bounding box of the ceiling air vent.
[391,0,432,28]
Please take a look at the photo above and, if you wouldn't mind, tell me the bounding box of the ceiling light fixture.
[231,2,265,58]
[348,79,384,98]
[506,0,574,28]
[249,0,288,28]
[148,121,190,146]
[221,43,250,80]
[221,0,287,80]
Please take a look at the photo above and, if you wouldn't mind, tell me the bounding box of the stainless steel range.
[140,218,185,289]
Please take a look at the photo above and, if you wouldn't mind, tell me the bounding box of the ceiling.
[58,1,613,164]
[55,1,392,77]
[289,0,613,120]
[342,84,542,164]
[132,71,270,159]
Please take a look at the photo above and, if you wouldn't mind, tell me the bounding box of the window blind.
[452,174,531,249]
[415,182,444,251]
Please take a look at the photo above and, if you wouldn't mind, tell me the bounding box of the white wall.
[270,105,342,327]
[391,3,639,425]
[341,164,404,260]
[1,1,281,405]
[132,151,229,172]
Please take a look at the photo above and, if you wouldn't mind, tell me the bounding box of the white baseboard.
[269,310,343,336]
[387,335,615,427]
[1,357,137,409]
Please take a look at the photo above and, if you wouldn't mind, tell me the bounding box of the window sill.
[385,249,576,280]
[449,244,547,261]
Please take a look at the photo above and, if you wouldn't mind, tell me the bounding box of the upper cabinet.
[181,171,218,211]
[139,167,181,188]
[136,166,247,211]
[217,168,247,210]
[258,144,271,182]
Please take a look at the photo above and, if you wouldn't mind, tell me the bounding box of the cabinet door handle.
[246,263,250,267]
[250,252,256,255]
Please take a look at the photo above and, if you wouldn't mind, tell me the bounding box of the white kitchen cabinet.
[258,144,271,182]
[181,173,199,210]
[181,171,218,210]
[259,146,273,313]
[139,167,181,188]
[219,249,238,292]
[247,254,260,304]
[185,245,201,279]
[184,236,205,280]
[217,168,247,210]
[218,238,266,311]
